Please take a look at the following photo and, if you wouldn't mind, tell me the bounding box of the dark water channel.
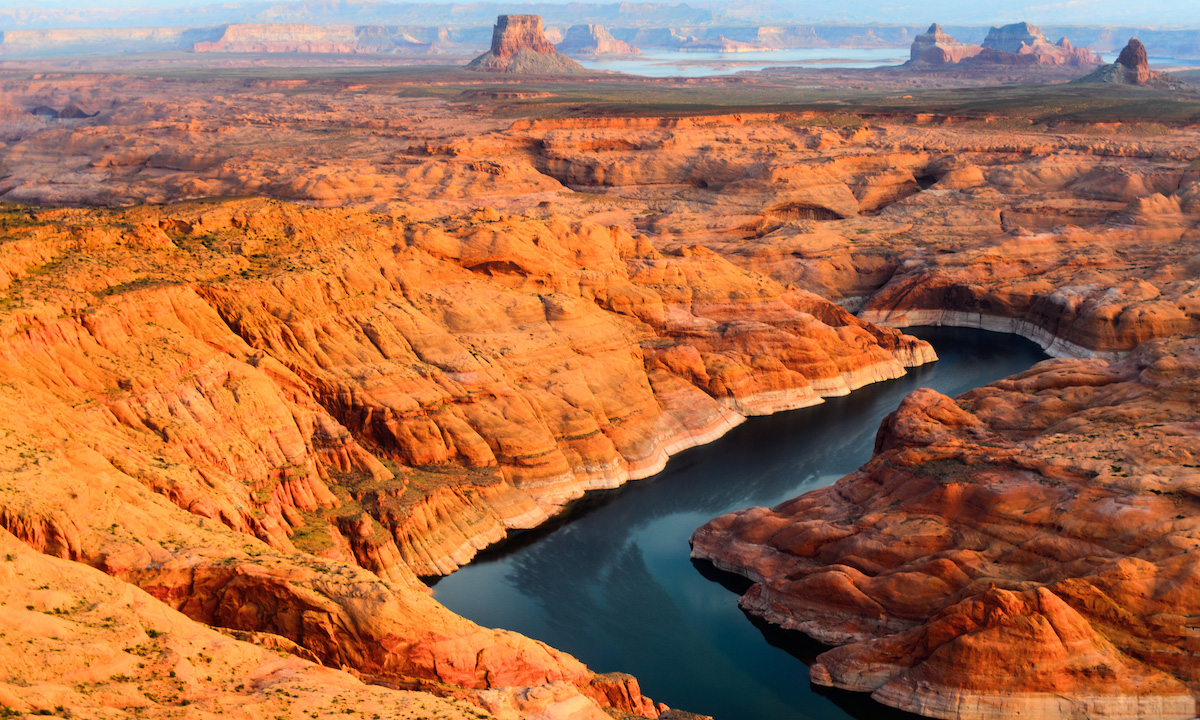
[430,327,1049,720]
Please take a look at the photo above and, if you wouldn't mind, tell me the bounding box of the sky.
[1,0,1198,27]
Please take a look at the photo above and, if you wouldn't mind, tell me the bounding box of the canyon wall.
[693,338,1200,718]
[4,70,1200,719]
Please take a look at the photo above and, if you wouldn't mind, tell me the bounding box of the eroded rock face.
[5,69,1200,720]
[0,196,932,581]
[1076,37,1166,86]
[908,24,982,64]
[467,15,587,74]
[982,22,1044,53]
[1117,37,1152,84]
[910,21,1100,68]
[693,338,1200,719]
[0,528,531,720]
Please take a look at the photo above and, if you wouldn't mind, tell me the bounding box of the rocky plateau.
[2,55,1200,720]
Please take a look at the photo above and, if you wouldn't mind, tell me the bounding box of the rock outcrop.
[0,528,522,720]
[907,24,982,64]
[1076,37,1161,86]
[556,24,639,56]
[693,339,1200,719]
[1116,37,1152,83]
[908,21,1100,68]
[981,21,1044,53]
[467,15,588,75]
[976,23,1101,66]
[5,50,1200,720]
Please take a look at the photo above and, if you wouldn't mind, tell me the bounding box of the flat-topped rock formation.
[556,24,639,56]
[908,23,983,64]
[981,21,1045,52]
[467,15,587,74]
[193,23,445,54]
[908,21,1100,68]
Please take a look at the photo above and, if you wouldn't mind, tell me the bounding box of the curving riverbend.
[430,327,1049,720]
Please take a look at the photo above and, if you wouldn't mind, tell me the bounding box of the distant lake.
[1101,54,1200,68]
[576,48,1200,78]
[576,47,907,77]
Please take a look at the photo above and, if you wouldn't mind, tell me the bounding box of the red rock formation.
[908,24,982,65]
[0,528,529,720]
[909,21,1099,68]
[1075,38,1168,86]
[466,15,587,74]
[1117,38,1152,84]
[693,338,1200,718]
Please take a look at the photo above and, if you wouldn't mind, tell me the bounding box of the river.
[430,327,1049,720]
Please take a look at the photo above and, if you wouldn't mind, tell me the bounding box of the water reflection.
[432,327,1048,720]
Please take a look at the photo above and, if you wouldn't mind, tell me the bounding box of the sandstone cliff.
[908,24,982,64]
[0,527,544,720]
[193,23,439,54]
[5,70,1200,719]
[693,338,1200,718]
[467,15,587,75]
[908,21,1100,68]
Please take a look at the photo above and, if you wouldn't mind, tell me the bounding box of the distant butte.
[557,24,639,56]
[907,21,1101,68]
[1075,37,1183,87]
[908,23,983,64]
[466,15,589,74]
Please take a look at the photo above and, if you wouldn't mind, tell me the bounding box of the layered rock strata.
[0,197,932,584]
[908,24,982,64]
[693,338,1200,719]
[467,15,587,74]
[0,528,560,720]
[908,21,1100,67]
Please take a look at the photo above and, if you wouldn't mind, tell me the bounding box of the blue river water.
[430,327,1049,720]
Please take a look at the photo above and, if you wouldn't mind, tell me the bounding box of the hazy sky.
[2,0,1197,26]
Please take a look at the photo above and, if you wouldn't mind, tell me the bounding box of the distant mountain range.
[2,0,1199,30]
[1,0,1198,59]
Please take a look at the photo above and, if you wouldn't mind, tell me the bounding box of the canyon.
[2,45,1200,720]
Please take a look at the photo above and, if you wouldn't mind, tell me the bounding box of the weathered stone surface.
[908,24,983,64]
[693,338,1200,719]
[467,15,587,74]
[909,21,1100,68]
[1116,38,1151,83]
[5,67,1200,720]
